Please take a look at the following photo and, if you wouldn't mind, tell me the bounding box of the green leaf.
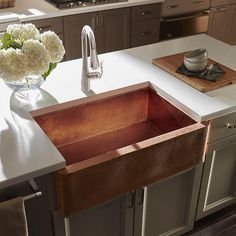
[9,40,22,49]
[1,32,22,49]
[42,62,57,80]
[2,33,12,49]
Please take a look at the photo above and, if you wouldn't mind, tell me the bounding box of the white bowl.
[184,48,208,63]
[184,59,207,72]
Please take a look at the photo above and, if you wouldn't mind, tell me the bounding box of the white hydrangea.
[7,23,40,41]
[0,23,65,82]
[22,39,50,75]
[40,31,65,63]
[0,48,27,81]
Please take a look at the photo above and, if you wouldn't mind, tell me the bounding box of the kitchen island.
[0,33,235,188]
[0,34,236,236]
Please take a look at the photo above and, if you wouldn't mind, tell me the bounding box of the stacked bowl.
[184,48,208,72]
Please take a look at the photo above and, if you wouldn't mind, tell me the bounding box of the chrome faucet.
[81,25,103,95]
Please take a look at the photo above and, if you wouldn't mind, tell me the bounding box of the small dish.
[184,58,207,72]
[184,48,208,63]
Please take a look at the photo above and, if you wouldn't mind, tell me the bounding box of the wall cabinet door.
[228,4,236,44]
[131,3,161,47]
[63,8,130,61]
[25,17,64,44]
[141,166,202,236]
[63,13,94,61]
[196,135,236,220]
[98,8,130,53]
[208,5,231,43]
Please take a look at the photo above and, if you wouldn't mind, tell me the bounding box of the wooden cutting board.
[152,52,236,92]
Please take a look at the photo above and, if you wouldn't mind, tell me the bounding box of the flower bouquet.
[0,23,65,91]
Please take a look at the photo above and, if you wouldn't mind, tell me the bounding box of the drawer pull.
[226,123,236,129]
[215,7,226,12]
[193,0,203,4]
[128,191,135,208]
[141,11,151,15]
[167,4,178,9]
[140,31,151,37]
[38,26,51,33]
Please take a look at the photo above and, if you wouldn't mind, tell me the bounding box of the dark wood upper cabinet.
[99,8,130,54]
[208,0,236,45]
[25,17,64,41]
[130,3,161,48]
[228,4,236,44]
[208,5,231,43]
[63,13,94,61]
[63,8,130,61]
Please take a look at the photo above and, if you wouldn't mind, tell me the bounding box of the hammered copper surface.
[32,82,207,216]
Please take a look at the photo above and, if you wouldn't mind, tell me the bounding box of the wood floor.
[185,209,236,236]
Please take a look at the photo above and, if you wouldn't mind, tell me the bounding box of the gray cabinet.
[0,175,54,236]
[208,1,236,45]
[53,193,134,236]
[52,167,202,236]
[196,134,236,220]
[63,8,130,60]
[141,166,202,236]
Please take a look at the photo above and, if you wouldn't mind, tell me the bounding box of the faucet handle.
[99,59,104,78]
[88,59,103,79]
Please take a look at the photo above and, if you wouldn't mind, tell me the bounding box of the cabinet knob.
[141,11,151,15]
[226,123,236,129]
[167,4,178,9]
[38,26,51,33]
[140,31,151,37]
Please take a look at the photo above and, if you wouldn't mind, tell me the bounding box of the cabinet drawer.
[211,0,235,7]
[131,3,161,21]
[25,17,63,34]
[131,19,160,47]
[161,0,210,17]
[208,112,236,143]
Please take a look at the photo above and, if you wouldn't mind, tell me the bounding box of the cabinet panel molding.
[142,165,202,236]
[196,135,236,220]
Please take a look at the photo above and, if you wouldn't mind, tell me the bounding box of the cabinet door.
[25,17,64,42]
[228,4,236,44]
[208,5,231,43]
[196,135,236,220]
[99,8,130,53]
[25,17,63,34]
[141,166,202,236]
[63,13,94,60]
[131,19,160,47]
[53,193,134,236]
[0,175,54,236]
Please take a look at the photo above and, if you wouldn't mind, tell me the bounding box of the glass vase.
[5,75,44,103]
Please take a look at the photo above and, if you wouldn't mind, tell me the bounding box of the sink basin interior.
[32,83,195,165]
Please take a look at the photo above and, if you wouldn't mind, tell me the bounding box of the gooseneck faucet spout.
[81,25,103,95]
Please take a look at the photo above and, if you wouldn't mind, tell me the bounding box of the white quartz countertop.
[0,34,236,189]
[0,0,164,23]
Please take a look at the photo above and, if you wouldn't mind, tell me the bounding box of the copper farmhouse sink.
[31,82,207,216]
